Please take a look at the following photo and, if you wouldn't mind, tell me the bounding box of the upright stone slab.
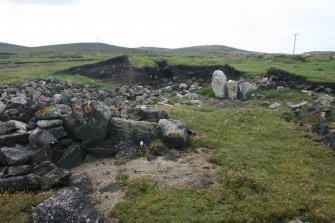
[211,70,227,98]
[227,80,238,100]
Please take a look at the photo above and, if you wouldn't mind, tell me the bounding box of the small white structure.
[226,80,238,100]
[211,70,227,98]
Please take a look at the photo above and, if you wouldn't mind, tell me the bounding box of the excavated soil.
[71,148,217,219]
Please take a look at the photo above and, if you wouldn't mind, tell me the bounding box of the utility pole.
[96,36,100,56]
[293,33,298,55]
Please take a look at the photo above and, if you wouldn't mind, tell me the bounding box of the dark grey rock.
[99,182,120,193]
[31,161,57,177]
[132,107,169,122]
[69,173,93,194]
[311,123,328,135]
[185,93,203,100]
[8,120,27,130]
[47,126,68,139]
[0,130,29,147]
[41,168,71,189]
[0,165,32,178]
[158,119,189,150]
[109,117,159,145]
[9,97,27,107]
[0,151,5,165]
[0,101,5,113]
[31,146,53,164]
[1,147,34,166]
[29,186,102,223]
[35,105,61,120]
[57,145,83,169]
[0,174,41,192]
[29,128,58,149]
[0,121,16,135]
[63,100,111,146]
[36,119,63,128]
[85,147,119,157]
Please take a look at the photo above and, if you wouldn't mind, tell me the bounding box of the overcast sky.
[0,0,334,53]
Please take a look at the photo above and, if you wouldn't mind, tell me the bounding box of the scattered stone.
[185,93,202,100]
[69,173,93,194]
[238,82,257,99]
[311,123,328,135]
[158,119,189,149]
[287,101,309,110]
[36,119,63,128]
[227,80,238,100]
[269,102,281,109]
[99,182,121,193]
[41,168,71,190]
[0,121,16,135]
[57,145,83,169]
[29,186,102,223]
[211,70,227,98]
[0,174,41,192]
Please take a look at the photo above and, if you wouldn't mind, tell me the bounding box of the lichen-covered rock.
[31,161,57,177]
[36,119,63,128]
[63,100,111,146]
[158,119,189,149]
[211,70,227,98]
[29,186,102,223]
[109,117,160,145]
[0,130,29,147]
[0,121,16,135]
[0,174,41,191]
[238,82,257,99]
[227,80,238,100]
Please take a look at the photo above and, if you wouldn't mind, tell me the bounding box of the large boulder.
[29,186,103,223]
[0,174,41,192]
[63,100,111,146]
[227,80,238,100]
[211,70,227,98]
[158,119,189,149]
[238,82,257,99]
[109,117,160,145]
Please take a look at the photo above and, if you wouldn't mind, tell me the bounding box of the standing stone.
[211,70,227,98]
[29,186,102,223]
[238,82,257,99]
[226,80,238,100]
[63,100,112,146]
[158,119,189,149]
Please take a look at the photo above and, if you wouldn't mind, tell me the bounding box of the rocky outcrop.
[29,186,102,223]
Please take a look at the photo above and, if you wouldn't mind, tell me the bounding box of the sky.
[0,0,334,53]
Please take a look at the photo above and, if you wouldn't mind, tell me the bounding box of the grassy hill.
[0,42,256,55]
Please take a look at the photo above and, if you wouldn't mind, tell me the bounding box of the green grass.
[111,103,335,222]
[128,54,335,83]
[0,191,52,223]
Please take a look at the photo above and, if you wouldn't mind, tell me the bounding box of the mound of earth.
[61,55,242,86]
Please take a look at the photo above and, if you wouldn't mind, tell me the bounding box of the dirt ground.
[71,148,217,220]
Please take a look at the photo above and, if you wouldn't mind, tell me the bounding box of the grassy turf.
[110,102,335,222]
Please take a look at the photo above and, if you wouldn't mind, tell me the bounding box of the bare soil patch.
[71,148,217,219]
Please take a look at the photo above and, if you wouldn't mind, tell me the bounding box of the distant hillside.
[0,42,255,55]
[0,42,27,53]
